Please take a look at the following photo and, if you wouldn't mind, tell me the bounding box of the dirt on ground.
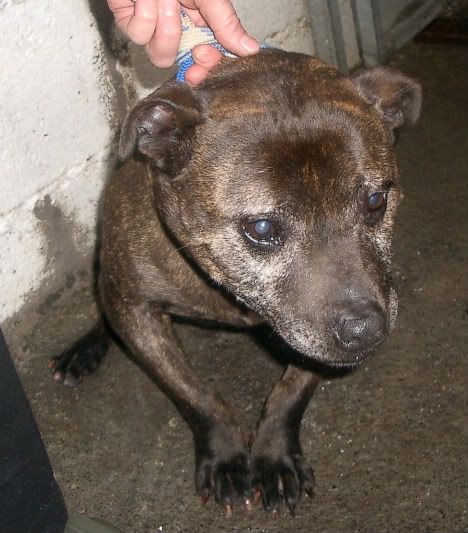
[12,40,468,533]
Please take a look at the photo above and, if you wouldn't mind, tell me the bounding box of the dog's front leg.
[250,365,320,514]
[106,301,251,509]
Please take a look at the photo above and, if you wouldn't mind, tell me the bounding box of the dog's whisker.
[175,238,209,252]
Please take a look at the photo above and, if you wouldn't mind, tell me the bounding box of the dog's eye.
[242,218,282,247]
[365,192,387,224]
[367,192,387,211]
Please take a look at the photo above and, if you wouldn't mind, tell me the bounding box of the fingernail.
[154,58,175,68]
[240,34,259,54]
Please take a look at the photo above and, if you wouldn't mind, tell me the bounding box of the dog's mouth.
[299,341,381,368]
[270,319,387,369]
[320,341,381,368]
[237,293,389,367]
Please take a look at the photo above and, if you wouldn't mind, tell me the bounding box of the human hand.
[107,0,259,85]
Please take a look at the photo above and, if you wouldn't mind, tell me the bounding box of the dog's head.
[119,50,421,367]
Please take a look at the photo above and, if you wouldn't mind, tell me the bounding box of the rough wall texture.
[0,0,358,352]
[0,0,113,325]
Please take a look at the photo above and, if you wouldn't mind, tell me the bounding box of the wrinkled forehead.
[203,100,396,219]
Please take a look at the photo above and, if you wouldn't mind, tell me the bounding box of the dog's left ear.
[119,82,205,176]
[351,66,422,131]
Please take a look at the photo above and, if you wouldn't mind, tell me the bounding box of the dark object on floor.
[416,16,468,44]
[0,328,68,533]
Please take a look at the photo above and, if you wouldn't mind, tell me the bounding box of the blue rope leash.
[175,8,267,83]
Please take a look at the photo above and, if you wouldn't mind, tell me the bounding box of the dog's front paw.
[196,450,251,514]
[49,324,109,386]
[251,451,314,515]
[250,421,314,515]
[194,423,252,514]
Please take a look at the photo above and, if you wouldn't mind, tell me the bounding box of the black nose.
[333,301,386,353]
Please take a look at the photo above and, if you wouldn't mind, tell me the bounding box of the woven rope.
[175,8,236,82]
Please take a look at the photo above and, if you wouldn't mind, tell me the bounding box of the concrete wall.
[0,0,358,348]
[0,0,113,326]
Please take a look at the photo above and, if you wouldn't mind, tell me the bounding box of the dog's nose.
[333,301,385,353]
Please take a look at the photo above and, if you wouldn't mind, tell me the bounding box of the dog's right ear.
[119,82,204,176]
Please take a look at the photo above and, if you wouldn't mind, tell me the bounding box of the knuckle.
[213,10,241,34]
[159,24,179,40]
[224,11,241,32]
[139,9,157,23]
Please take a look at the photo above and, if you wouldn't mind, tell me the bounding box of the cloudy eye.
[242,218,282,247]
[365,192,388,224]
[367,192,387,212]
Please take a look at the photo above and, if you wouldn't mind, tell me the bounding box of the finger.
[110,0,159,45]
[192,44,223,68]
[182,6,207,27]
[107,0,135,24]
[191,0,259,56]
[146,0,181,67]
[185,63,211,86]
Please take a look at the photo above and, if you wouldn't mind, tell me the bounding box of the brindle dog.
[51,49,421,515]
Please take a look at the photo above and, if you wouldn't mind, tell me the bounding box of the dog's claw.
[196,450,250,514]
[48,324,109,387]
[251,452,314,514]
[201,493,210,506]
[63,374,82,387]
[224,504,233,517]
[244,498,253,512]
[52,370,64,383]
[254,488,262,506]
[287,499,296,516]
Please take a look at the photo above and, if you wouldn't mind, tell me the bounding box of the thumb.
[195,0,259,56]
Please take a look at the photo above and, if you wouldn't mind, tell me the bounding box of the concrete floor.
[15,41,468,532]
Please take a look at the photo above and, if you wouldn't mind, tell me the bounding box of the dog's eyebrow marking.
[226,198,282,218]
[209,104,267,119]
[381,178,396,189]
[360,175,396,190]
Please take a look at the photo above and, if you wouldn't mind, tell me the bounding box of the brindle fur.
[51,49,421,514]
